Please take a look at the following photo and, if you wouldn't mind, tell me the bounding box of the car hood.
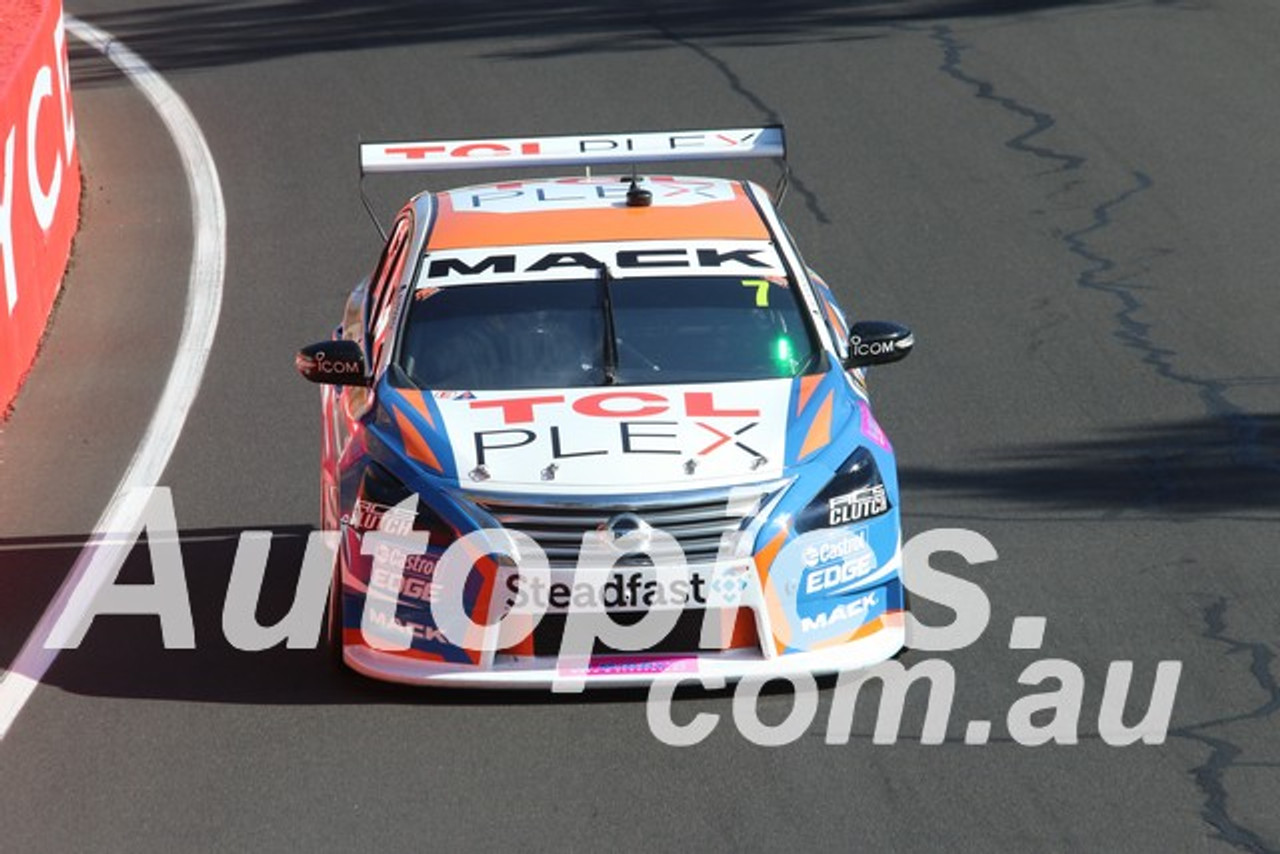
[424,379,800,494]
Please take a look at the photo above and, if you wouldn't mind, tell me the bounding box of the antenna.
[356,135,389,241]
[773,160,791,208]
[358,173,389,242]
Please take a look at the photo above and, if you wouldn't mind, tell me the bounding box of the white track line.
[0,13,226,741]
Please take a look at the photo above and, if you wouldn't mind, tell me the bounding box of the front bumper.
[343,611,904,688]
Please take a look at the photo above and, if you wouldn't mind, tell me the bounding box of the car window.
[809,271,850,362]
[398,274,819,390]
[367,216,413,371]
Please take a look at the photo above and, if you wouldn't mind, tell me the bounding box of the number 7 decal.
[741,278,770,307]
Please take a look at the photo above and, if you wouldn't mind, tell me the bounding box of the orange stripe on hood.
[394,406,443,473]
[399,389,437,429]
[795,373,823,416]
[755,528,793,654]
[427,191,769,249]
[797,390,834,460]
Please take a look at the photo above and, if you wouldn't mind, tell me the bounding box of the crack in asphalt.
[646,16,832,225]
[1170,598,1280,854]
[926,22,1279,852]
[1063,176,1280,487]
[933,26,1084,172]
[931,23,1279,481]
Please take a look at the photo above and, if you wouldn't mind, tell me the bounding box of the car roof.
[424,175,772,250]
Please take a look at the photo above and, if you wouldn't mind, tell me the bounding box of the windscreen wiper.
[598,266,620,385]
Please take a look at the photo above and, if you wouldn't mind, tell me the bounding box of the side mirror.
[845,321,913,369]
[295,339,369,386]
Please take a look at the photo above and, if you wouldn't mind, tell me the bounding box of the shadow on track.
[67,0,1141,83]
[0,526,699,707]
[6,413,1272,705]
[901,413,1280,516]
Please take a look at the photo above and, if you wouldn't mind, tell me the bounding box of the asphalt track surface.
[2,1,1279,850]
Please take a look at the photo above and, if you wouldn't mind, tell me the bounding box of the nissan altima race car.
[296,126,914,687]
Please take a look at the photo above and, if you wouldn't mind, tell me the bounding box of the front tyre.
[326,555,346,672]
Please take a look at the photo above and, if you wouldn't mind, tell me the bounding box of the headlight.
[349,462,453,542]
[794,447,891,533]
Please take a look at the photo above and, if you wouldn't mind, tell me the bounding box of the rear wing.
[359,126,785,174]
[357,125,788,239]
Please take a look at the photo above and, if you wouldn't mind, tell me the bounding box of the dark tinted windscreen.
[399,275,817,390]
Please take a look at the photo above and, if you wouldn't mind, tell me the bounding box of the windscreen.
[398,275,819,390]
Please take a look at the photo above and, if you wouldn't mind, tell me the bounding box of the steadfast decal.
[505,568,712,612]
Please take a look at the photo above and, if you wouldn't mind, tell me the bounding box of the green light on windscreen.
[774,336,795,372]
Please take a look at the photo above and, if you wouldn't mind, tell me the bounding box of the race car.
[296,126,914,687]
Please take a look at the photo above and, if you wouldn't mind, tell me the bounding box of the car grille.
[524,608,757,656]
[468,486,775,568]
